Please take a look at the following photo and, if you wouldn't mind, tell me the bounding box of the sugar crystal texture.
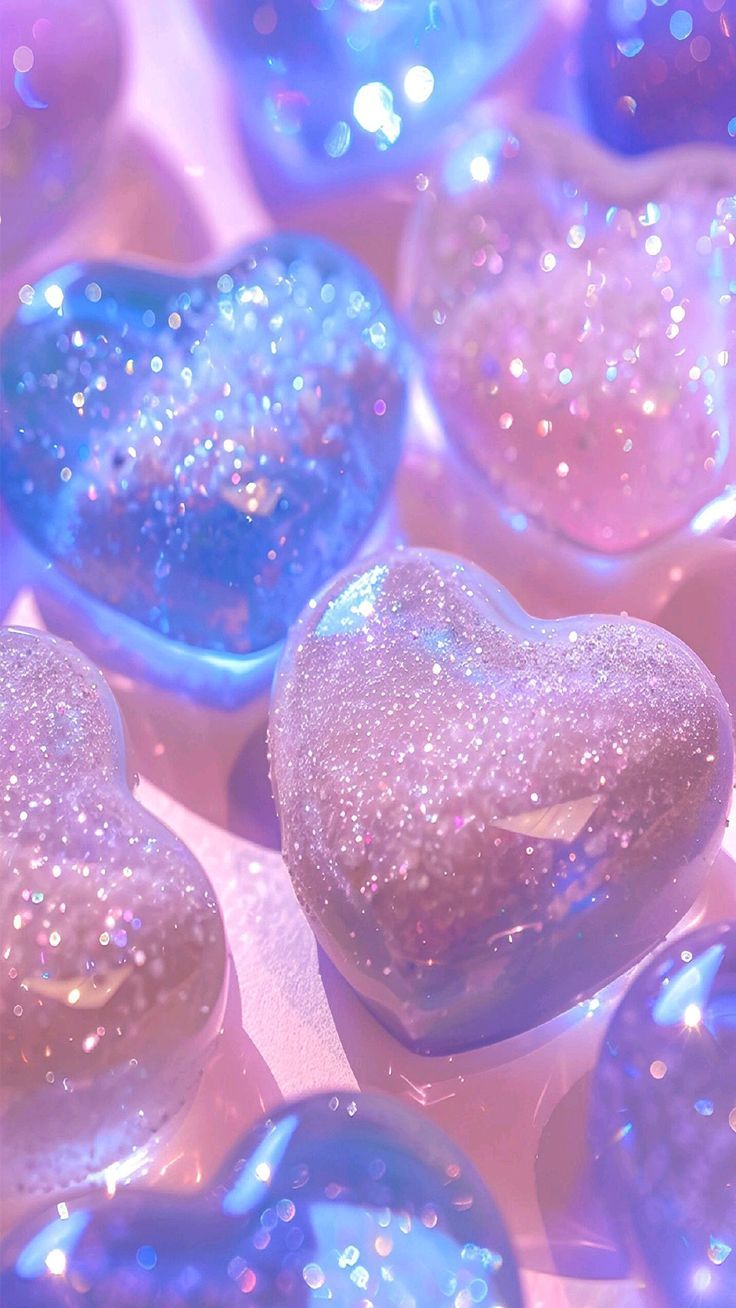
[405,109,736,553]
[0,627,227,1195]
[270,548,733,1053]
[591,921,736,1308]
[0,1091,523,1306]
[580,0,736,154]
[207,0,539,187]
[0,235,406,655]
[1,0,124,268]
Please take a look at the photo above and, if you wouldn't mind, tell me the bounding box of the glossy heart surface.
[0,1091,523,1306]
[0,235,406,655]
[591,921,736,1308]
[206,0,538,187]
[1,0,123,268]
[580,0,736,154]
[0,627,227,1195]
[405,110,736,554]
[269,548,733,1053]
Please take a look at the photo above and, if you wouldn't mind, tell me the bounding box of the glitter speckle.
[404,64,435,105]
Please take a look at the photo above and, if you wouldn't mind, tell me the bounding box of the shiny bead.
[0,235,406,655]
[404,108,736,554]
[580,0,736,154]
[269,548,733,1053]
[0,627,228,1196]
[1,1091,523,1307]
[206,0,539,187]
[1,0,123,269]
[591,921,736,1308]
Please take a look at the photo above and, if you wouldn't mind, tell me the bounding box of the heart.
[404,109,736,554]
[2,0,124,269]
[0,626,228,1196]
[591,920,736,1308]
[0,234,406,655]
[269,548,733,1054]
[0,1091,523,1307]
[580,0,736,154]
[205,0,539,190]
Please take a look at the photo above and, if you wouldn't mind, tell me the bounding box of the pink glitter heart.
[270,548,734,1053]
[404,110,736,553]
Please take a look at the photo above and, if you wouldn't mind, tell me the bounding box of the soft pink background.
[2,1,735,1304]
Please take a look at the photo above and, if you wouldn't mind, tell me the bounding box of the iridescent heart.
[205,0,539,189]
[0,626,228,1195]
[0,235,406,655]
[404,109,736,553]
[269,548,733,1053]
[0,1091,523,1306]
[591,921,736,1308]
[580,0,736,154]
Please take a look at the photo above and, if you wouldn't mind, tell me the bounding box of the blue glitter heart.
[207,0,539,187]
[1,1092,523,1306]
[591,921,736,1308]
[0,235,406,656]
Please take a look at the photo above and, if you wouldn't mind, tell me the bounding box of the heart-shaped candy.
[205,0,539,189]
[1,0,124,269]
[269,548,733,1053]
[0,1091,523,1306]
[591,921,736,1308]
[404,110,736,553]
[0,235,406,655]
[0,626,228,1195]
[580,0,736,154]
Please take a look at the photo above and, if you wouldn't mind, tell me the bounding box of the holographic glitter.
[1,0,124,268]
[0,1092,523,1306]
[269,548,733,1053]
[0,627,227,1195]
[405,109,736,554]
[591,921,736,1308]
[581,0,736,154]
[0,235,406,655]
[207,0,539,186]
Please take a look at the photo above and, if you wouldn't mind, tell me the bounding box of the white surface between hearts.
[138,776,358,1101]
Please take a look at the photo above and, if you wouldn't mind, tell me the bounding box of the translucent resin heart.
[270,549,733,1054]
[404,110,736,554]
[0,1091,523,1306]
[0,235,406,655]
[206,0,539,189]
[591,921,736,1308]
[580,0,736,154]
[0,627,228,1195]
[1,0,123,268]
